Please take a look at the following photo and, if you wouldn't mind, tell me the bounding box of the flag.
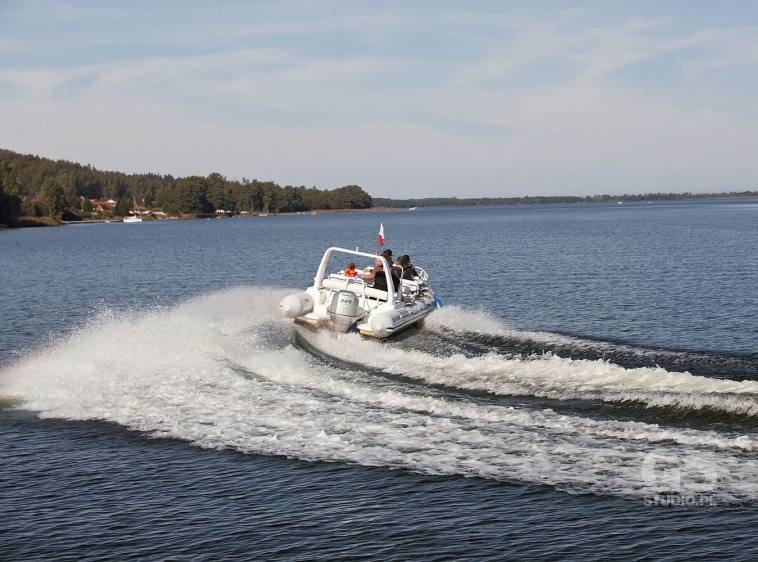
[378,223,385,246]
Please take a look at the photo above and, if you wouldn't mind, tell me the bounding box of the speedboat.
[279,247,441,338]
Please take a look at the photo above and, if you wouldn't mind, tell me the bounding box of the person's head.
[347,262,356,270]
[381,249,393,262]
[374,257,383,267]
[400,255,410,266]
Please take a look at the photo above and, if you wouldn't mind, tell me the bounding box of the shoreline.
[6,196,758,229]
[1,206,401,228]
[276,207,397,217]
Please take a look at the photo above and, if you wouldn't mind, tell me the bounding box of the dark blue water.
[2,201,758,560]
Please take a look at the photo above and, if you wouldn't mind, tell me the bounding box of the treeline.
[373,191,758,208]
[0,148,372,225]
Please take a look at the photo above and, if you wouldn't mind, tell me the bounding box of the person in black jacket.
[397,255,417,280]
[362,256,400,292]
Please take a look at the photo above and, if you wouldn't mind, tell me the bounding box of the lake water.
[2,200,758,560]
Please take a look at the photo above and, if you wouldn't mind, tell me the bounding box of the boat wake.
[421,306,758,380]
[2,287,758,504]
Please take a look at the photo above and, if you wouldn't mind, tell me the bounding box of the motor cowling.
[279,292,314,318]
[328,291,360,331]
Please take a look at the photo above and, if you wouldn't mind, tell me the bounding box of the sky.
[1,1,757,199]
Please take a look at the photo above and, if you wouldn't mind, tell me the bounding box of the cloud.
[1,1,757,198]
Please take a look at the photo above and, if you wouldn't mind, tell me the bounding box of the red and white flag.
[378,223,385,246]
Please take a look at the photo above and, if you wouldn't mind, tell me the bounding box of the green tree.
[261,182,278,213]
[206,172,230,211]
[311,190,330,210]
[40,177,67,218]
[127,174,150,206]
[0,189,21,225]
[114,198,130,216]
[175,176,212,214]
[337,185,372,209]
[0,162,21,224]
[0,162,19,196]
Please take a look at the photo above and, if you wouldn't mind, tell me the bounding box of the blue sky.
[1,1,757,198]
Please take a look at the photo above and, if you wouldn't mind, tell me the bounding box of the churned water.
[2,200,758,560]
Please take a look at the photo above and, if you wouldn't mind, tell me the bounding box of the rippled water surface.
[2,200,758,560]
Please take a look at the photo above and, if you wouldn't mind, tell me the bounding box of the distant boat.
[123,197,143,223]
[409,207,417,211]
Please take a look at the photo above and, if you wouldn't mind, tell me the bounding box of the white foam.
[405,306,758,414]
[425,304,587,347]
[3,287,758,504]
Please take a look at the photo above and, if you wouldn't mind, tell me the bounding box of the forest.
[0,148,372,226]
[373,190,758,208]
[3,147,757,228]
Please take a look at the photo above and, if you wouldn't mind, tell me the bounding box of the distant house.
[90,200,114,212]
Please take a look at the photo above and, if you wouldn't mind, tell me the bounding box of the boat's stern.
[280,285,366,335]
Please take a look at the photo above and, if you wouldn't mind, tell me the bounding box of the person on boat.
[394,257,406,280]
[343,262,358,277]
[380,250,401,288]
[362,257,387,290]
[397,255,418,280]
[362,257,400,292]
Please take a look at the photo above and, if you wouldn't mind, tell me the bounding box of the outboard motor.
[328,291,361,332]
